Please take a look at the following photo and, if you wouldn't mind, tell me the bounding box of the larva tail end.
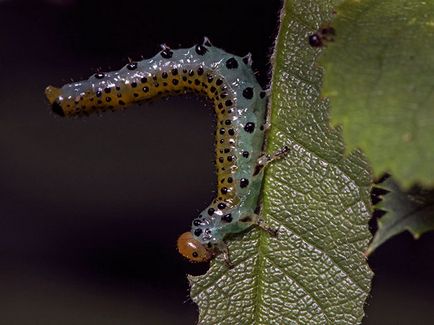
[45,86,65,117]
[45,85,60,104]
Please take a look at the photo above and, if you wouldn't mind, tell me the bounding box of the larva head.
[177,232,212,263]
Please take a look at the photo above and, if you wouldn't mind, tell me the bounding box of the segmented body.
[45,40,269,262]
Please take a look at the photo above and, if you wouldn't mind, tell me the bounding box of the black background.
[0,0,433,324]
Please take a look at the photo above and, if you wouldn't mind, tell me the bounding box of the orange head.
[177,232,212,263]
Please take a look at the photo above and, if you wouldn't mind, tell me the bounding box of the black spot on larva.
[119,100,125,105]
[240,216,252,222]
[127,62,137,70]
[131,82,137,88]
[219,128,225,135]
[161,49,173,59]
[218,203,226,210]
[172,79,179,85]
[192,252,199,258]
[104,87,111,94]
[244,122,255,133]
[218,157,224,163]
[207,75,214,83]
[242,151,249,158]
[133,93,139,97]
[260,91,266,98]
[189,70,194,77]
[228,129,235,136]
[207,208,215,216]
[216,79,223,86]
[210,86,216,93]
[95,72,105,79]
[195,44,208,55]
[162,72,168,79]
[227,156,233,162]
[225,99,233,107]
[240,178,249,188]
[228,177,233,183]
[221,187,228,194]
[222,214,233,223]
[225,120,231,125]
[194,79,200,86]
[96,90,102,97]
[163,82,168,87]
[141,77,148,83]
[243,87,254,99]
[194,228,203,236]
[143,86,149,92]
[197,67,204,75]
[182,76,187,81]
[106,97,111,102]
[224,148,230,153]
[193,219,201,226]
[51,101,65,116]
[97,100,102,104]
[226,57,238,69]
[171,68,178,76]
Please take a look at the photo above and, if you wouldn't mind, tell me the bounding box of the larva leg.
[253,145,290,176]
[216,242,234,269]
[241,214,279,237]
[255,217,279,237]
[258,145,290,167]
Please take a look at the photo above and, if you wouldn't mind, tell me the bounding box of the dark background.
[0,0,433,324]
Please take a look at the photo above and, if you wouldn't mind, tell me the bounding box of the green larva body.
[45,39,271,263]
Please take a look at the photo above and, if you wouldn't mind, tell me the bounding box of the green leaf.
[367,178,434,255]
[189,1,373,324]
[321,0,434,188]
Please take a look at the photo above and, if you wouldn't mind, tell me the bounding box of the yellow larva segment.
[46,66,239,204]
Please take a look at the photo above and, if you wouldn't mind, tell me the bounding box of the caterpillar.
[45,38,288,267]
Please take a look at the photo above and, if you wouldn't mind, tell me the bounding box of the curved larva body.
[46,40,276,264]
